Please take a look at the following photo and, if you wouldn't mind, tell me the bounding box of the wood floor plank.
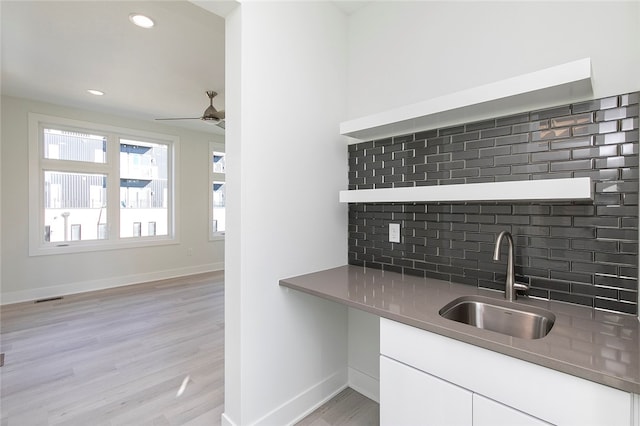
[296,388,379,426]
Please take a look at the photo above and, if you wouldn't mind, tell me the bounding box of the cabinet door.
[381,318,632,426]
[473,394,550,426]
[380,355,472,426]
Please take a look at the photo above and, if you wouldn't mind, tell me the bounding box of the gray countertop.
[279,265,640,393]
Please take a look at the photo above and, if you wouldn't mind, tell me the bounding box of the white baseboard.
[220,368,376,425]
[348,367,380,403]
[253,368,348,426]
[220,412,235,426]
[0,262,224,305]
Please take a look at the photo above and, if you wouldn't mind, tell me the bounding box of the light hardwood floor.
[1,272,377,426]
[1,273,225,426]
[295,388,379,426]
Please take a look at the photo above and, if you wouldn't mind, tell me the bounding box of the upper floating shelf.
[339,178,593,204]
[340,58,593,143]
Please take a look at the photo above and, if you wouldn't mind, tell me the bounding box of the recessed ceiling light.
[88,89,105,96]
[129,13,154,29]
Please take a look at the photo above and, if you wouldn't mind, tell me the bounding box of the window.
[209,142,225,239]
[119,139,169,238]
[29,113,178,255]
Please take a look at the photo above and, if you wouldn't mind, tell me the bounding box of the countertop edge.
[279,267,640,395]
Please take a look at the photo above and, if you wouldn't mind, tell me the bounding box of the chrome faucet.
[493,231,528,301]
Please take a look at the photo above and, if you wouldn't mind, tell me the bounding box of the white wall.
[0,0,3,298]
[223,2,349,425]
[0,95,224,303]
[347,1,640,119]
[343,0,640,399]
[348,307,380,402]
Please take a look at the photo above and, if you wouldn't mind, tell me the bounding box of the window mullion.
[41,158,110,174]
[106,134,120,240]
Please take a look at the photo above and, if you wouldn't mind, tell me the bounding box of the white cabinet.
[380,355,548,426]
[380,318,633,426]
[380,356,472,426]
[472,394,549,426]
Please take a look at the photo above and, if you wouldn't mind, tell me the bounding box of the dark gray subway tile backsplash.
[347,92,640,315]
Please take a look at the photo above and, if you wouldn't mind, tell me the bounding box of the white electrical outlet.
[389,223,400,243]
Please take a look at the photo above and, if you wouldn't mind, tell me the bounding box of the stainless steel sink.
[439,295,555,339]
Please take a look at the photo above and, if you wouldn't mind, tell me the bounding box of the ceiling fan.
[156,90,225,128]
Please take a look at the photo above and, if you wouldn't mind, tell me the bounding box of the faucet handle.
[514,282,529,293]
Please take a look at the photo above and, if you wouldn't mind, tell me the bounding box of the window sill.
[29,236,179,257]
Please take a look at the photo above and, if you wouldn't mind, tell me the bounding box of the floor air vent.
[34,296,63,303]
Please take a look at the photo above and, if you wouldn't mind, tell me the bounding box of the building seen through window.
[211,147,225,237]
[37,123,174,250]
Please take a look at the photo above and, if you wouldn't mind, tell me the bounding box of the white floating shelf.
[339,178,592,204]
[340,58,593,142]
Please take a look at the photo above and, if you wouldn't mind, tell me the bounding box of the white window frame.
[209,141,225,241]
[28,113,180,256]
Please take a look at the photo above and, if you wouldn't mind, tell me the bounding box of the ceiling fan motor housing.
[203,91,224,121]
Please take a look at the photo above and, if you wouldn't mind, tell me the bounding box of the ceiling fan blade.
[155,117,202,121]
[155,91,224,124]
[216,120,226,129]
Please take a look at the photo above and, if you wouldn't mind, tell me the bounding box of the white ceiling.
[1,1,226,135]
[331,1,369,15]
[1,1,371,136]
